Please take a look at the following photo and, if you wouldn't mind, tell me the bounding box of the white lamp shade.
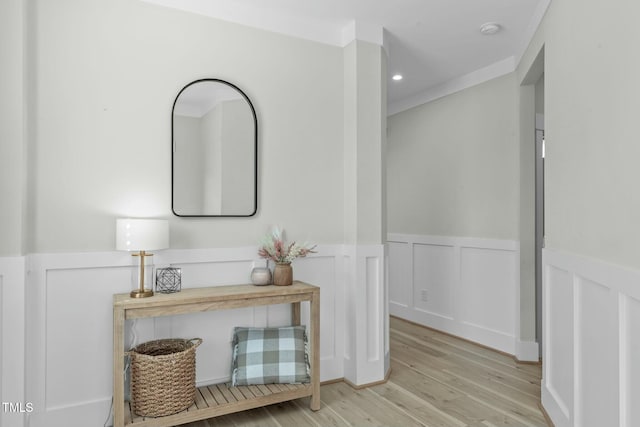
[116,218,169,251]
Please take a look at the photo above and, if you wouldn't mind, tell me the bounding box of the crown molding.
[388,56,516,116]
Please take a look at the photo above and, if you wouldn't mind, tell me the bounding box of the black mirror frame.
[171,79,258,217]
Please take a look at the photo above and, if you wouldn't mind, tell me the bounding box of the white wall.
[28,0,346,252]
[343,39,387,245]
[538,0,640,270]
[387,73,518,240]
[0,0,26,256]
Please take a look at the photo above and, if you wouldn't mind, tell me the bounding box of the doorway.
[535,109,544,357]
[519,46,544,362]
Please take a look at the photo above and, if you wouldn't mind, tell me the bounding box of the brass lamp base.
[130,289,154,298]
[131,250,154,298]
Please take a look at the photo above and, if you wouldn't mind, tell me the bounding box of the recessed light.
[392,74,403,81]
[480,22,501,35]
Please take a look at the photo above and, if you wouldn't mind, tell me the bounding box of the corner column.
[342,22,389,386]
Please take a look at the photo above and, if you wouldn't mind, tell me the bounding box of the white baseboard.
[27,399,112,427]
[541,377,571,427]
[515,339,540,362]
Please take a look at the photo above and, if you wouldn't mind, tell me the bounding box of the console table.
[113,281,320,427]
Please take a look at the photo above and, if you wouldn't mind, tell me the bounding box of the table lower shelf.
[125,382,313,426]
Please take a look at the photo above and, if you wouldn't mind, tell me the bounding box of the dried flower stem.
[258,226,316,264]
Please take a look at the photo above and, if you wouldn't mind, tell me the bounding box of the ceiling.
[141,0,550,114]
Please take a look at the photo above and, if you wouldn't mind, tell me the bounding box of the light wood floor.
[185,317,547,427]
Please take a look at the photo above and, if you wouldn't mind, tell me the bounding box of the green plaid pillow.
[231,326,310,386]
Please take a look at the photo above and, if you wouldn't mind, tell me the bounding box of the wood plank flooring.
[184,317,547,427]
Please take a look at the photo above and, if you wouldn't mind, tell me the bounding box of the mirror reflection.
[172,79,257,217]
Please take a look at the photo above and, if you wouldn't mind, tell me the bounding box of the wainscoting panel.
[412,243,455,321]
[622,294,640,427]
[45,266,131,410]
[287,255,342,374]
[459,246,516,350]
[0,257,26,427]
[544,265,573,424]
[1,272,3,420]
[23,245,371,427]
[542,248,640,427]
[387,241,411,308]
[576,277,618,427]
[342,245,388,386]
[388,234,521,355]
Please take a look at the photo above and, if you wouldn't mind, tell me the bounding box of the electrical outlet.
[421,289,428,302]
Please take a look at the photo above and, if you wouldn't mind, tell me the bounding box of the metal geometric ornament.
[155,267,182,293]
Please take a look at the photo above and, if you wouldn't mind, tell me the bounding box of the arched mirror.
[172,79,257,217]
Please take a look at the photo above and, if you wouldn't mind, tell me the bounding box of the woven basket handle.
[123,338,202,356]
[188,338,203,348]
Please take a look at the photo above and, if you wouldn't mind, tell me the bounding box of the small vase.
[251,267,272,286]
[273,262,293,286]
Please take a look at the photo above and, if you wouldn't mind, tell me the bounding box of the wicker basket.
[127,338,202,417]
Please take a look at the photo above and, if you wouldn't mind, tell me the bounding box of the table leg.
[113,306,125,427]
[292,302,301,326]
[310,290,320,410]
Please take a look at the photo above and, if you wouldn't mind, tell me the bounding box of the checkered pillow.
[231,326,310,386]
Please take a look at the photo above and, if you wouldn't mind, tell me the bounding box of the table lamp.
[116,218,169,298]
